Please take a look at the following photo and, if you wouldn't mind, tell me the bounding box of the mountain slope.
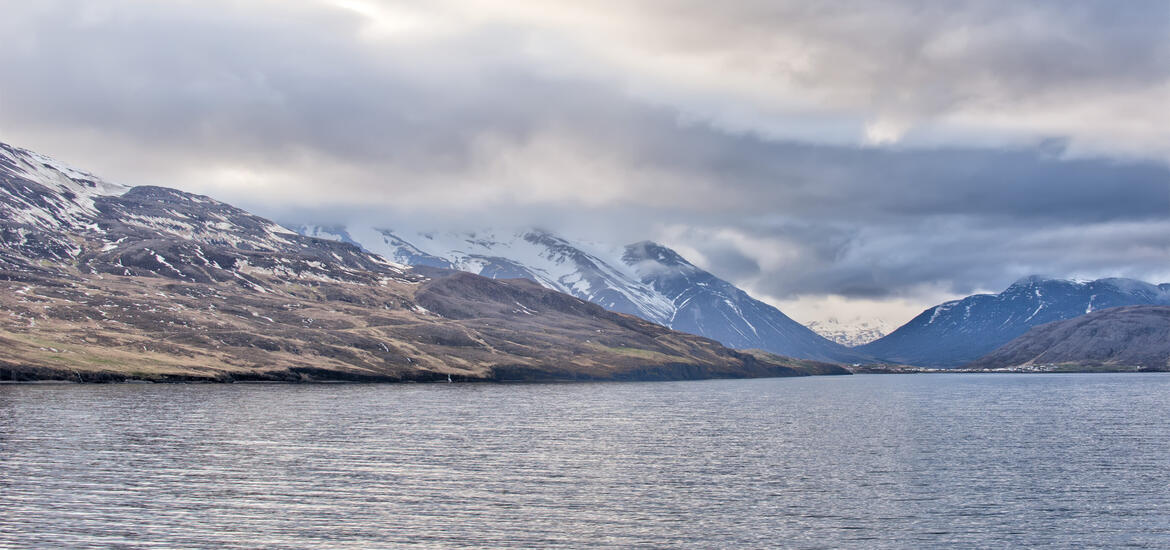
[621,241,865,362]
[298,226,679,323]
[1,142,129,271]
[300,226,864,362]
[0,140,846,382]
[969,306,1170,371]
[858,277,1170,367]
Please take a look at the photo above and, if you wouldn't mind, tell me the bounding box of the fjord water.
[2,374,1169,548]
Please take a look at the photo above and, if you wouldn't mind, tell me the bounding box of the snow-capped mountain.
[299,225,866,363]
[0,141,411,287]
[621,241,866,362]
[298,226,676,321]
[805,317,892,347]
[857,276,1170,367]
[1,142,130,265]
[0,139,844,383]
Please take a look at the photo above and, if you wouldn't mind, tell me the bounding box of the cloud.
[0,0,1167,325]
[668,218,1170,301]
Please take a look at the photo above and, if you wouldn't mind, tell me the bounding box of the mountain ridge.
[858,276,1170,367]
[0,140,848,382]
[970,305,1170,371]
[298,224,867,363]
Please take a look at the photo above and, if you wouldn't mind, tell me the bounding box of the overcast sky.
[2,0,1168,327]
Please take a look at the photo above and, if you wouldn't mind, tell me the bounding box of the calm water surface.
[2,373,1169,549]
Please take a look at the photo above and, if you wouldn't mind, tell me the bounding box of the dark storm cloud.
[678,215,1170,301]
[0,0,1167,314]
[625,122,1170,223]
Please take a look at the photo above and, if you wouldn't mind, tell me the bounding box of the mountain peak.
[1009,274,1049,287]
[1006,274,1078,290]
[0,141,129,199]
[622,241,695,269]
[1005,275,1165,296]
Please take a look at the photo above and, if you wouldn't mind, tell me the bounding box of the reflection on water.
[2,374,1170,548]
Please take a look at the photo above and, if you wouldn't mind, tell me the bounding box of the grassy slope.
[0,270,844,383]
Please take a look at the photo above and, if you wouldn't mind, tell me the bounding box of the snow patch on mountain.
[1,140,411,286]
[0,142,129,235]
[324,227,679,324]
[0,143,129,198]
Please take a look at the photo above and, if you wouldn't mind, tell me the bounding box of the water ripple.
[2,374,1170,548]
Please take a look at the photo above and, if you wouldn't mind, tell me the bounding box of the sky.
[1,0,1168,328]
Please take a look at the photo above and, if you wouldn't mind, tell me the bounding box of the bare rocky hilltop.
[0,141,847,383]
[968,306,1170,372]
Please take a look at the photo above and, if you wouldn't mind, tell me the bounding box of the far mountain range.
[858,276,1170,366]
[296,223,1170,369]
[1,137,1166,377]
[296,225,870,363]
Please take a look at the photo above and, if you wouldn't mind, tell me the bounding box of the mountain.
[298,226,679,323]
[296,226,865,363]
[805,317,892,347]
[0,140,848,382]
[857,276,1170,367]
[1,142,129,270]
[970,306,1170,371]
[621,241,866,362]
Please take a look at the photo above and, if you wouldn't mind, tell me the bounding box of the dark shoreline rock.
[0,360,852,385]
